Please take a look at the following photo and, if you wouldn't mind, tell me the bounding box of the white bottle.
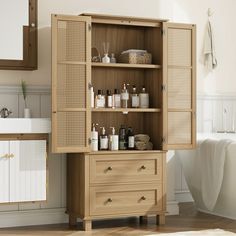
[102,54,110,63]
[99,127,109,150]
[91,123,98,151]
[131,85,139,108]
[91,86,94,108]
[107,90,113,108]
[139,86,149,108]
[109,127,119,151]
[121,83,129,108]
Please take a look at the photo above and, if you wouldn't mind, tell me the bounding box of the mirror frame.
[0,0,37,70]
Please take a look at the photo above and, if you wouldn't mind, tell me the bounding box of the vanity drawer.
[90,183,163,216]
[89,153,163,184]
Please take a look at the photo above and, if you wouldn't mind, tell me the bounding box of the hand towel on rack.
[203,21,217,71]
[199,139,232,211]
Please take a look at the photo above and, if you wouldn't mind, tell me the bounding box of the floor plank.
[0,203,236,235]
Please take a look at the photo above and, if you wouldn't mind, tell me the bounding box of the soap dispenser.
[99,127,108,150]
[109,127,119,151]
[121,83,129,108]
[139,86,149,108]
[91,123,98,151]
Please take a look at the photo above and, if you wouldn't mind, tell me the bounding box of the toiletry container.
[121,83,129,108]
[99,127,109,150]
[109,127,119,151]
[127,127,135,150]
[139,86,149,108]
[110,53,116,63]
[102,54,110,63]
[91,123,98,151]
[95,90,105,108]
[91,86,94,108]
[131,85,139,108]
[119,125,127,150]
[113,89,121,108]
[107,90,113,108]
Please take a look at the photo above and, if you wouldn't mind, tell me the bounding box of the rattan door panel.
[52,15,91,153]
[57,64,86,109]
[163,23,196,150]
[57,20,86,62]
[168,68,192,109]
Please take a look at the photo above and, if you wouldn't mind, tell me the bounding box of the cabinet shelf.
[92,62,161,69]
[92,108,161,113]
[89,150,163,155]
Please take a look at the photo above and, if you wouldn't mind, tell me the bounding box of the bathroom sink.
[0,118,51,134]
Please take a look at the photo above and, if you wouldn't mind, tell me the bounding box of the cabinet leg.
[69,215,77,226]
[156,214,165,225]
[83,219,92,231]
[139,216,148,224]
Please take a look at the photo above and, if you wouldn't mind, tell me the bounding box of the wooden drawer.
[90,183,163,216]
[90,153,163,184]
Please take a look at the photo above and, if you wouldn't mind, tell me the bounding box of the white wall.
[1,0,236,94]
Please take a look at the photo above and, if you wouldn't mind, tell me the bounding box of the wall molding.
[175,190,193,203]
[0,85,51,95]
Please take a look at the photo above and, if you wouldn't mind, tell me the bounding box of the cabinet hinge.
[88,82,92,90]
[161,29,165,36]
[161,84,166,91]
[162,137,166,144]
[88,23,92,31]
[88,138,92,145]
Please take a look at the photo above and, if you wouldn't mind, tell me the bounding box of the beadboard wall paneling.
[176,94,236,202]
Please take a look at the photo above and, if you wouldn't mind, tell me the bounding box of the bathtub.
[176,133,236,219]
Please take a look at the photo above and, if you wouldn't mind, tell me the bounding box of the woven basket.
[119,52,152,64]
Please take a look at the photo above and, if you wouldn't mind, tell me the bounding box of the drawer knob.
[107,198,113,203]
[141,196,146,201]
[141,165,146,170]
[107,166,113,171]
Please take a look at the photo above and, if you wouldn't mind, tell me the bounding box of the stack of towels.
[134,134,153,150]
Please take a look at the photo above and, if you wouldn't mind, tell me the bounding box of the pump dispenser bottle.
[109,127,119,151]
[91,123,98,151]
[99,127,108,150]
[121,83,129,108]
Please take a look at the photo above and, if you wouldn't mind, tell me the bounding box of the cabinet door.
[9,141,47,202]
[0,141,10,203]
[163,23,196,150]
[51,15,91,153]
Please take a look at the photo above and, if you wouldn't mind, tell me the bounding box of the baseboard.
[166,200,179,215]
[0,208,68,228]
[0,200,179,228]
[175,190,194,203]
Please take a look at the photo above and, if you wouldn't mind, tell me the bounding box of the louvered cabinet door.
[51,15,91,153]
[163,23,196,150]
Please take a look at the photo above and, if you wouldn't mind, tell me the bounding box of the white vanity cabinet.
[0,140,47,203]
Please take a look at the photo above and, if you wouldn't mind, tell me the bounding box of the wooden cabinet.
[51,13,196,230]
[0,140,47,203]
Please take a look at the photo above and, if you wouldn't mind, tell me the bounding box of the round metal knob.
[141,196,146,201]
[107,198,112,203]
[107,166,113,171]
[141,165,146,170]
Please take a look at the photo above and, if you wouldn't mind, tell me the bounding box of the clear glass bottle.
[121,83,129,108]
[113,89,121,108]
[139,86,149,108]
[95,90,105,108]
[131,85,139,108]
[110,53,116,63]
[99,127,108,150]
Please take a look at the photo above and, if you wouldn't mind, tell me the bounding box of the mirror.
[0,0,37,70]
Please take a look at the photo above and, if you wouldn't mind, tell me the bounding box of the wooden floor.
[0,203,236,235]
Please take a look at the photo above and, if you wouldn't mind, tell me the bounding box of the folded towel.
[199,139,232,211]
[203,20,217,71]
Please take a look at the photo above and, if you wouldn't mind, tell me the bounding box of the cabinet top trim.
[81,13,169,24]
